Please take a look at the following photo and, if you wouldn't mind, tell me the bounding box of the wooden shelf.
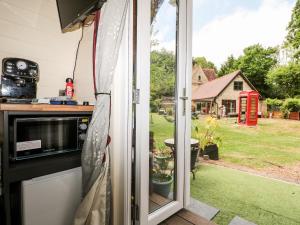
[0,104,94,112]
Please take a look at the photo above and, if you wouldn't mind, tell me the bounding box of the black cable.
[72,25,84,81]
[95,92,111,97]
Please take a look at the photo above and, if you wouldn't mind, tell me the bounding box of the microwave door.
[55,119,78,151]
[57,120,64,150]
[46,120,53,151]
[14,117,79,160]
[55,119,73,151]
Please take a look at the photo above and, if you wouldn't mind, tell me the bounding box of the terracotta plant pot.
[289,112,300,120]
[272,111,283,119]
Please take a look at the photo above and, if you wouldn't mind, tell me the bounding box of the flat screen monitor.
[56,0,105,32]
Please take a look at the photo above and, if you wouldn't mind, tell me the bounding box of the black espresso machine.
[0,58,39,103]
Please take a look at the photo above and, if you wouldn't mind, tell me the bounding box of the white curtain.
[73,0,129,224]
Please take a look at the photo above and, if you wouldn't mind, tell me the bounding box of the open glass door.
[134,0,191,224]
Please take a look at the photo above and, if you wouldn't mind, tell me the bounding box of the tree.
[238,44,278,97]
[218,55,239,77]
[285,0,300,60]
[151,0,164,23]
[267,63,300,98]
[150,49,176,101]
[193,56,217,72]
[218,44,277,97]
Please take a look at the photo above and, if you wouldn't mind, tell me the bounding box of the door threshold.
[159,209,217,225]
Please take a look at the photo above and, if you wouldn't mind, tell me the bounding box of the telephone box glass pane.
[240,97,247,123]
[250,96,257,121]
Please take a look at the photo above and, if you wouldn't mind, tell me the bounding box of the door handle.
[180,88,188,116]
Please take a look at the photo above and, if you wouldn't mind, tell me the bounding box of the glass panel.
[240,97,247,123]
[249,96,257,121]
[149,0,178,214]
[16,119,78,152]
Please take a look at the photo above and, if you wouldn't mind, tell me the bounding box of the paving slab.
[186,198,219,221]
[229,216,257,225]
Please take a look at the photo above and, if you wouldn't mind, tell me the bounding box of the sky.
[151,1,177,52]
[152,0,296,68]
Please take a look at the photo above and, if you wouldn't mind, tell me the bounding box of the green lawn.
[191,164,300,225]
[193,116,300,169]
[150,113,175,145]
[150,113,300,169]
[150,113,300,224]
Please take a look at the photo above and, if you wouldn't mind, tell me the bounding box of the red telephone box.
[238,91,259,126]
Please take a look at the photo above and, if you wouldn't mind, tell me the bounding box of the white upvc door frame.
[134,1,193,225]
[134,0,151,224]
[184,0,193,208]
[111,1,134,225]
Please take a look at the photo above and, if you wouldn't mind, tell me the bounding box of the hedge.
[266,98,283,111]
[281,98,300,112]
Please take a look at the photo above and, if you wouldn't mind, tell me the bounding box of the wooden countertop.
[0,104,94,112]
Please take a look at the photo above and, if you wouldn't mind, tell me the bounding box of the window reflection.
[149,0,178,214]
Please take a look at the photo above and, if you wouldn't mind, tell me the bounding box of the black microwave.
[9,115,91,161]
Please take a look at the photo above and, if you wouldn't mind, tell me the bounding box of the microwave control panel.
[78,117,90,144]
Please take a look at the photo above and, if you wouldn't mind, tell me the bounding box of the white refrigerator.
[21,167,82,225]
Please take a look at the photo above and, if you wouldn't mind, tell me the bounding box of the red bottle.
[65,78,74,98]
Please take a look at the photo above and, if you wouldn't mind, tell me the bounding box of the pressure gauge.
[16,60,28,70]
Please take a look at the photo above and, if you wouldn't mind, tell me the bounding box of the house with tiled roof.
[192,65,217,92]
[192,70,259,116]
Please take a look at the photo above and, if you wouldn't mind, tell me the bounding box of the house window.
[234,81,243,91]
[196,103,201,111]
[222,100,236,114]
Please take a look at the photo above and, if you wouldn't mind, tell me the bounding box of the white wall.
[0,1,131,224]
[0,0,94,102]
[73,24,95,103]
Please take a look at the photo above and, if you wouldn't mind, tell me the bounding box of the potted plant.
[281,98,300,120]
[266,98,283,118]
[152,143,173,198]
[197,116,222,160]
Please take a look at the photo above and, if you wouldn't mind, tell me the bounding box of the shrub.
[150,99,162,113]
[166,108,173,116]
[281,98,300,113]
[266,98,283,111]
[193,116,222,150]
[263,111,269,118]
[164,115,175,123]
